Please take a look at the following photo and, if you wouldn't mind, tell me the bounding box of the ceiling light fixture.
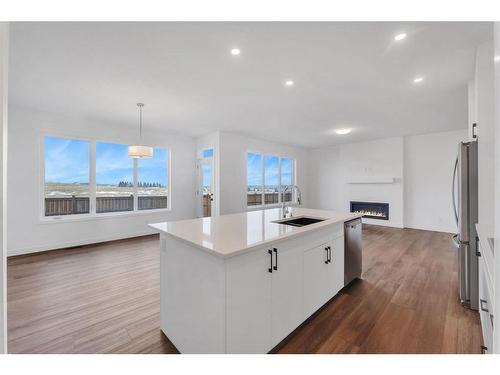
[334,128,351,135]
[285,80,294,86]
[413,77,424,83]
[128,103,153,159]
[231,48,241,56]
[394,33,407,41]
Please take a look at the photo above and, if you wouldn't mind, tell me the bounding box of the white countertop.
[149,207,362,258]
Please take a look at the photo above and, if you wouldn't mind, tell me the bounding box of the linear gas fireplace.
[350,201,389,220]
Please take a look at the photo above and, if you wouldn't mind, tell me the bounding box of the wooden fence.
[247,192,292,206]
[45,195,168,216]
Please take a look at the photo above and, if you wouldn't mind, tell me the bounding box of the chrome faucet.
[281,185,302,218]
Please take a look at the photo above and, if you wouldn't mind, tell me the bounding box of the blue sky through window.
[96,142,133,185]
[138,148,169,186]
[281,158,293,186]
[247,152,262,186]
[264,155,279,187]
[202,148,214,158]
[45,137,90,183]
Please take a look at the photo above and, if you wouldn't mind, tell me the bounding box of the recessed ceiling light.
[230,48,241,56]
[394,33,407,41]
[495,55,500,63]
[285,80,294,86]
[413,77,424,83]
[334,128,351,135]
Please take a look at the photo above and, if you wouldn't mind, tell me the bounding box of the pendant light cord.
[137,103,144,140]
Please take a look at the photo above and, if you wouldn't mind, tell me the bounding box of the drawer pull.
[480,299,489,313]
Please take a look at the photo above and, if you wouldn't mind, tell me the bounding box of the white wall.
[404,130,467,233]
[308,137,404,228]
[7,107,197,255]
[217,132,309,215]
[0,22,8,354]
[309,131,467,232]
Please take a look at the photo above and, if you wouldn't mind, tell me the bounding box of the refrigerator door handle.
[452,156,459,226]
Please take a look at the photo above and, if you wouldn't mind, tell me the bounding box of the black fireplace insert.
[350,201,389,220]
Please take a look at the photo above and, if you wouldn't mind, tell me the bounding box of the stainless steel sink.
[273,216,325,227]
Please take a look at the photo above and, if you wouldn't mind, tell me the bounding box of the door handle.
[324,246,329,264]
[273,248,278,271]
[328,246,332,264]
[452,156,459,226]
[480,299,489,313]
[268,249,273,273]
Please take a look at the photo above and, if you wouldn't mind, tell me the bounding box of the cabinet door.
[327,236,345,297]
[271,245,304,345]
[226,248,272,353]
[303,244,330,319]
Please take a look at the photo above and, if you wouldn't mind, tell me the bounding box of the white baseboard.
[7,229,158,257]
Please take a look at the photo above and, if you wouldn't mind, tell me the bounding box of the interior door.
[270,245,304,345]
[197,158,214,217]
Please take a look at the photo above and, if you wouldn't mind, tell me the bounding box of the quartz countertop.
[149,207,362,258]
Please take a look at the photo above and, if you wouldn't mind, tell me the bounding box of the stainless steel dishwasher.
[344,218,362,285]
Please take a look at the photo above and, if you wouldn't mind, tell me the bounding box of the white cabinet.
[226,248,272,353]
[330,236,345,295]
[271,245,304,344]
[303,236,345,320]
[303,244,331,318]
[226,244,304,352]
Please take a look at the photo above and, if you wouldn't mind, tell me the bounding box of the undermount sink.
[273,216,325,227]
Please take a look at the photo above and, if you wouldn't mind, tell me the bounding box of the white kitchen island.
[149,207,363,354]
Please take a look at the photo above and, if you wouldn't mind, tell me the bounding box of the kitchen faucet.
[281,185,302,218]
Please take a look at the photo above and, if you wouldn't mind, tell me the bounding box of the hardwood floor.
[7,225,482,354]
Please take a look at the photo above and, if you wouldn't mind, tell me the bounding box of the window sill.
[246,202,298,211]
[39,208,172,225]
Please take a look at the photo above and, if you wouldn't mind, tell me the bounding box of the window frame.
[39,132,172,223]
[245,149,296,210]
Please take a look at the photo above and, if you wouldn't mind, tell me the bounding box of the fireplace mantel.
[347,177,395,184]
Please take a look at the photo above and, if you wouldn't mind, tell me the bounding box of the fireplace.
[350,201,389,220]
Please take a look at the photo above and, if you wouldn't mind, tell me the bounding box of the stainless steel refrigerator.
[452,141,478,310]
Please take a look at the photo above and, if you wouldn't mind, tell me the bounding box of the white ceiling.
[9,22,492,148]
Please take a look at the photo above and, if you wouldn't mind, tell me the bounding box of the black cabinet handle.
[329,246,332,264]
[273,248,278,271]
[268,249,273,273]
[325,246,329,264]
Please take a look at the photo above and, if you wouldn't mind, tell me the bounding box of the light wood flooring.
[7,224,482,354]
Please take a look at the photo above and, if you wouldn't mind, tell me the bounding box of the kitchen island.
[149,207,363,353]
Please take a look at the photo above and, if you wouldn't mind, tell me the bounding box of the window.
[138,148,169,210]
[43,135,170,218]
[281,158,293,203]
[96,142,134,213]
[247,152,263,206]
[44,136,90,216]
[202,148,214,158]
[246,152,295,207]
[264,155,279,204]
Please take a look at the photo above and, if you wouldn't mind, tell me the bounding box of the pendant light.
[128,103,153,159]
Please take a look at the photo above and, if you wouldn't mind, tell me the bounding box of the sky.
[45,137,168,186]
[247,152,293,187]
